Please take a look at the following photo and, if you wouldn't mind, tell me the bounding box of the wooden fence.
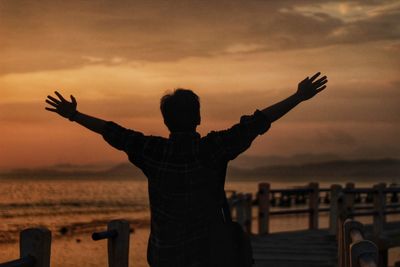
[229,182,400,267]
[339,218,378,267]
[0,220,130,267]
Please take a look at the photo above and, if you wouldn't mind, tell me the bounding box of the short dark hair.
[160,89,200,132]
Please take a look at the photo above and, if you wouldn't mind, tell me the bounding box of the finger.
[54,91,66,102]
[314,76,327,84]
[47,95,61,104]
[45,107,58,112]
[316,85,327,93]
[45,99,59,108]
[314,78,328,87]
[301,77,309,83]
[70,95,77,105]
[309,72,321,82]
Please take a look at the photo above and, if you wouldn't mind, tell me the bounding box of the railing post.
[20,228,51,267]
[258,183,270,235]
[330,184,342,235]
[236,193,246,230]
[337,190,346,267]
[343,219,363,267]
[345,182,355,219]
[373,183,386,236]
[351,240,378,267]
[93,219,130,267]
[228,191,237,217]
[108,220,130,267]
[308,182,319,230]
[373,183,388,267]
[244,193,253,234]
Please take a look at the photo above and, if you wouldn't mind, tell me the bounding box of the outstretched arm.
[262,72,328,123]
[45,91,106,134]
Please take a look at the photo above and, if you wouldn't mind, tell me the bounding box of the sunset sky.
[0,0,399,170]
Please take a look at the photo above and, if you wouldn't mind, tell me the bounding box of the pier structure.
[229,182,400,267]
[1,183,400,267]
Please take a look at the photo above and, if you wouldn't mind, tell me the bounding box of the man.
[45,72,327,266]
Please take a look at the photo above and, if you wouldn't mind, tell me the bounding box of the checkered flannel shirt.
[102,110,270,267]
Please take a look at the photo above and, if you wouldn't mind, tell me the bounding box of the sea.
[0,179,398,266]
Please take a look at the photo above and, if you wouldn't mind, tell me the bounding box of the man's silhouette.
[45,72,327,267]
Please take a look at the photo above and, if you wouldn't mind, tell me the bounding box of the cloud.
[1,78,399,124]
[0,0,399,75]
[316,128,357,146]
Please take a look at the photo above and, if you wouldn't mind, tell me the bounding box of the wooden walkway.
[251,229,337,267]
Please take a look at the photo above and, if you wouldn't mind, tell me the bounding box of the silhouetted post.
[341,219,378,267]
[228,191,237,217]
[337,190,346,267]
[236,193,246,230]
[329,184,342,235]
[92,219,130,267]
[345,182,355,219]
[351,241,378,267]
[244,193,253,234]
[373,183,387,267]
[0,228,51,267]
[308,182,319,230]
[373,183,386,236]
[258,183,270,234]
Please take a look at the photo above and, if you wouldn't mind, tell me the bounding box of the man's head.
[160,89,200,132]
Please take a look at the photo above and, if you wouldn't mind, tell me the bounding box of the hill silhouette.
[1,158,399,182]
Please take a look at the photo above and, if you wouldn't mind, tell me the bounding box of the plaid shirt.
[102,110,270,267]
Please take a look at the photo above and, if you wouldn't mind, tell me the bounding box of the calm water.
[0,179,398,266]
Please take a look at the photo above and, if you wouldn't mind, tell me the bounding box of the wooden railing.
[229,182,400,267]
[228,182,400,235]
[0,228,50,267]
[338,219,378,267]
[0,220,131,267]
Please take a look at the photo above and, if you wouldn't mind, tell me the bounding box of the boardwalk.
[251,230,337,267]
[229,182,400,267]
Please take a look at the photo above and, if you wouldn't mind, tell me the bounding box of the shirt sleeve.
[102,121,146,156]
[207,110,271,162]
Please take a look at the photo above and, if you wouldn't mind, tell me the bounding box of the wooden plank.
[20,228,51,267]
[107,219,130,267]
[251,229,337,267]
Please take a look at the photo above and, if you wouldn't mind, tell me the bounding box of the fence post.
[228,191,237,217]
[373,183,386,236]
[337,190,346,267]
[308,182,319,230]
[345,182,355,219]
[373,183,387,267]
[343,219,363,267]
[244,193,253,234]
[330,184,342,235]
[92,220,131,267]
[258,183,270,235]
[20,228,52,267]
[236,193,246,230]
[351,240,378,267]
[107,220,130,267]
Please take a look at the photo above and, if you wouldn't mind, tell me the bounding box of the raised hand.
[296,72,328,101]
[45,91,78,120]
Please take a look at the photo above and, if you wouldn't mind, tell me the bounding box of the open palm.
[296,72,328,101]
[45,91,77,119]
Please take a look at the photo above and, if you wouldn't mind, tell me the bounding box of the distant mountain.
[229,153,344,169]
[227,158,400,182]
[1,158,399,182]
[0,163,146,180]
